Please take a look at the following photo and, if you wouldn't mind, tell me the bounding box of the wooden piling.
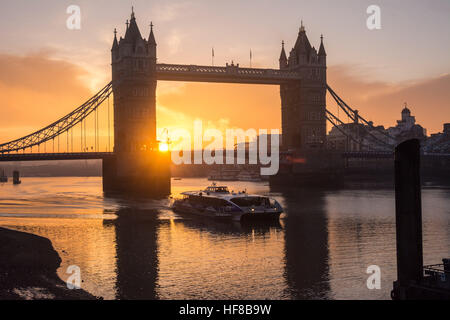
[394,139,423,298]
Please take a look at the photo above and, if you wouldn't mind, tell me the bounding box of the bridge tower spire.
[148,21,157,60]
[279,41,288,69]
[318,34,326,65]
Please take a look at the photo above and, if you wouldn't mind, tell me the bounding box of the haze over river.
[0,177,449,299]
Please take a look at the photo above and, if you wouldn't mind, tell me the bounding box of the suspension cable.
[0,82,112,153]
[326,109,391,151]
[327,85,394,140]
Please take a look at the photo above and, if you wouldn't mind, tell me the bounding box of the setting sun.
[159,142,169,152]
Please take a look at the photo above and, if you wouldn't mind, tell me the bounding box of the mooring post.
[394,139,423,298]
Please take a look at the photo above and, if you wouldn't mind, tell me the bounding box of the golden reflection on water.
[156,219,286,299]
[0,177,449,300]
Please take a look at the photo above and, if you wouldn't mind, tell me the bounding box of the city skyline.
[0,0,449,145]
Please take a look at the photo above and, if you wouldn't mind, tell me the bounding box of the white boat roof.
[180,189,267,200]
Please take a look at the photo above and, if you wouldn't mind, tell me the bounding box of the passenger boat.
[172,183,283,221]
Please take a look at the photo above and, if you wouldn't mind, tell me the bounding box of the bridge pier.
[102,151,170,197]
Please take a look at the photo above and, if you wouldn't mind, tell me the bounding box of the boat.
[0,169,7,183]
[237,169,262,182]
[172,183,283,221]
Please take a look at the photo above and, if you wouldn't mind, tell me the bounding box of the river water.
[0,177,449,300]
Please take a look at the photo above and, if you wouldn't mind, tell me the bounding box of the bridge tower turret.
[280,23,327,153]
[318,35,327,65]
[279,41,288,69]
[104,9,170,196]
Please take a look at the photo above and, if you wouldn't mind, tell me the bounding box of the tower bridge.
[0,10,398,195]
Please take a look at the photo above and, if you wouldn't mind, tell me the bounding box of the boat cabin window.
[230,197,269,207]
[187,195,231,207]
[205,186,230,193]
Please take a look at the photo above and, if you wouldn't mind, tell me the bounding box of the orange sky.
[1,1,449,148]
[0,51,449,149]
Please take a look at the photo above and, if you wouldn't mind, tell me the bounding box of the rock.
[0,227,98,300]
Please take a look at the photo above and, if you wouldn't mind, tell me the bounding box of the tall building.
[279,23,327,152]
[111,10,157,152]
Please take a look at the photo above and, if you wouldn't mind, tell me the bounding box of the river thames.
[0,177,449,300]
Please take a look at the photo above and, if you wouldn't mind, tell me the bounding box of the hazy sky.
[0,0,449,144]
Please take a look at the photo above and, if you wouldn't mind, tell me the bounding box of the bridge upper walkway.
[156,63,301,84]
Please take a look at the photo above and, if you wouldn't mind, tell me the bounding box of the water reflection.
[279,188,330,299]
[0,178,449,300]
[105,199,286,300]
[155,215,285,299]
[109,208,159,300]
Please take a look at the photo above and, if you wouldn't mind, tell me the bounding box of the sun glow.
[159,142,169,152]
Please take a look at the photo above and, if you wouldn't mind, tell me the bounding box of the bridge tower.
[103,10,170,196]
[280,23,327,153]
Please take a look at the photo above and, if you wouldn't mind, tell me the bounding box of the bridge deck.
[0,152,113,162]
[156,64,301,84]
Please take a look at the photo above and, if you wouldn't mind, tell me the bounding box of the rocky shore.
[0,227,98,300]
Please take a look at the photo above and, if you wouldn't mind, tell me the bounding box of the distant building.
[235,133,282,155]
[423,123,450,153]
[327,121,391,152]
[387,104,427,144]
[327,122,366,152]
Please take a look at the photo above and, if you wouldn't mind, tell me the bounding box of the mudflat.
[0,227,98,300]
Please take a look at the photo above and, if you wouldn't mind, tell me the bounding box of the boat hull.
[172,201,281,222]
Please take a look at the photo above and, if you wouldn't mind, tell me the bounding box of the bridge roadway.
[2,151,449,163]
[0,152,113,162]
[155,63,301,84]
[342,152,450,159]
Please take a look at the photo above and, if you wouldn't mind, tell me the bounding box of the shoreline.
[0,227,98,300]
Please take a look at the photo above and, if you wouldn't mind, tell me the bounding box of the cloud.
[0,52,91,143]
[166,29,183,55]
[153,2,192,22]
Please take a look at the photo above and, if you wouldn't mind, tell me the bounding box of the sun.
[159,142,169,152]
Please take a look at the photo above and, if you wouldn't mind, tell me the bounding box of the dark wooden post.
[394,139,423,289]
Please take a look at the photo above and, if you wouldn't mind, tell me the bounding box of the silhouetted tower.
[111,10,157,151]
[104,9,170,196]
[280,22,327,152]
